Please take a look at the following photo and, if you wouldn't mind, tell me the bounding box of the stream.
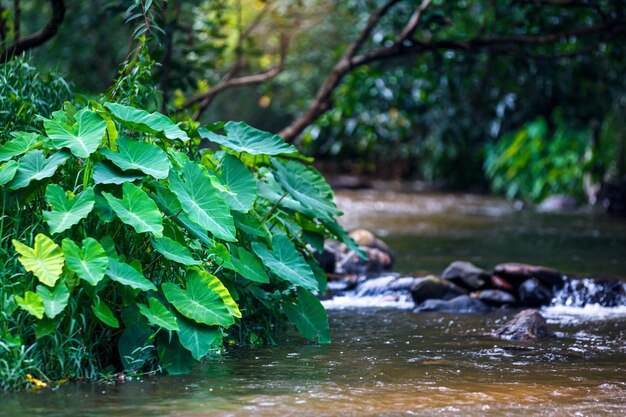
[1,191,625,416]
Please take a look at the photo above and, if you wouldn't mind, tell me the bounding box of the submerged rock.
[494,262,565,288]
[493,309,553,341]
[518,278,553,307]
[471,289,517,307]
[414,295,491,313]
[441,261,489,290]
[410,275,467,304]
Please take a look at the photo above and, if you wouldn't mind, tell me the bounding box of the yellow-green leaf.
[13,234,65,287]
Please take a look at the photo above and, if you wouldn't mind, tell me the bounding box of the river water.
[2,191,625,416]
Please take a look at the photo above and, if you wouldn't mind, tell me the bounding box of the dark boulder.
[441,261,489,290]
[490,275,514,291]
[493,309,553,341]
[472,289,517,307]
[410,275,467,304]
[313,245,337,273]
[414,295,491,313]
[494,262,565,288]
[518,278,553,307]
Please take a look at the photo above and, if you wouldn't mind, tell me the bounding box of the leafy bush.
[0,101,355,389]
[0,55,72,142]
[484,116,594,202]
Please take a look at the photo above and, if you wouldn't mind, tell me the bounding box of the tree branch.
[0,0,65,63]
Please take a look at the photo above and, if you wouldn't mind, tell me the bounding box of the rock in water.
[494,262,564,288]
[493,309,553,341]
[537,195,578,212]
[441,261,489,290]
[518,278,553,307]
[410,275,467,304]
[414,295,491,313]
[472,289,517,307]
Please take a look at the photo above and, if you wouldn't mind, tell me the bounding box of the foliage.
[484,115,599,202]
[0,100,352,390]
[0,55,72,142]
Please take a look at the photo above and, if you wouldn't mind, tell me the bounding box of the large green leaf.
[101,137,171,179]
[282,287,331,344]
[199,121,300,156]
[92,161,144,185]
[92,298,120,328]
[15,291,45,319]
[42,109,107,158]
[43,185,95,234]
[217,155,256,212]
[232,211,271,242]
[232,247,269,283]
[13,234,65,287]
[252,235,318,291]
[0,160,18,185]
[271,158,341,221]
[36,282,70,319]
[106,259,157,291]
[137,297,179,331]
[168,159,236,242]
[157,333,197,375]
[197,269,241,319]
[62,237,109,286]
[151,236,200,266]
[104,102,189,142]
[102,182,164,237]
[0,132,43,162]
[162,271,234,327]
[9,150,70,190]
[177,316,221,360]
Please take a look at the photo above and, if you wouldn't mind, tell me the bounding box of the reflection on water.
[2,192,626,417]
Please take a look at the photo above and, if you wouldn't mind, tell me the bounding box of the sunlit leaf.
[282,287,331,344]
[43,185,95,234]
[196,269,241,318]
[151,236,200,266]
[232,247,269,283]
[252,235,318,291]
[106,259,157,291]
[217,155,256,212]
[15,291,45,319]
[92,298,120,328]
[0,132,43,162]
[36,282,70,319]
[41,109,107,158]
[137,297,179,331]
[13,234,65,287]
[9,150,70,190]
[101,137,171,179]
[102,182,164,237]
[0,160,18,185]
[62,237,109,286]
[105,102,189,142]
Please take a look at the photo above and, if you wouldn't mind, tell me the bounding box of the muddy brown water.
[1,191,625,416]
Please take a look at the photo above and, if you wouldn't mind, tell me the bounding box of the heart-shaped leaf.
[232,247,269,283]
[93,161,144,185]
[92,298,120,328]
[101,137,171,179]
[137,297,179,331]
[106,259,157,291]
[102,182,164,237]
[43,185,95,234]
[162,271,234,327]
[0,132,43,162]
[104,102,189,142]
[168,159,235,242]
[9,150,70,190]
[13,234,65,287]
[42,109,107,158]
[176,316,221,360]
[252,235,317,292]
[217,155,256,212]
[62,237,109,286]
[196,269,241,318]
[36,282,70,319]
[15,291,45,319]
[199,121,300,156]
[282,287,331,344]
[151,236,200,266]
[0,160,18,185]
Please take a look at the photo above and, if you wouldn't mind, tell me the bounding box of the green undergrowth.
[0,100,358,390]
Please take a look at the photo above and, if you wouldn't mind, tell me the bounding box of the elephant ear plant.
[0,101,358,384]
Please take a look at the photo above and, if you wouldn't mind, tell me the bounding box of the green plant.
[484,115,595,202]
[0,100,356,389]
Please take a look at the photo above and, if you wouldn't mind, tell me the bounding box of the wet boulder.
[335,229,394,275]
[349,229,395,263]
[471,289,517,307]
[490,275,514,291]
[494,262,565,288]
[553,278,626,307]
[493,309,553,341]
[518,278,553,307]
[414,295,491,313]
[537,195,578,212]
[441,261,490,290]
[410,275,467,304]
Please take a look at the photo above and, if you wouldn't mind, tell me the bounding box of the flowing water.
[2,191,626,416]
